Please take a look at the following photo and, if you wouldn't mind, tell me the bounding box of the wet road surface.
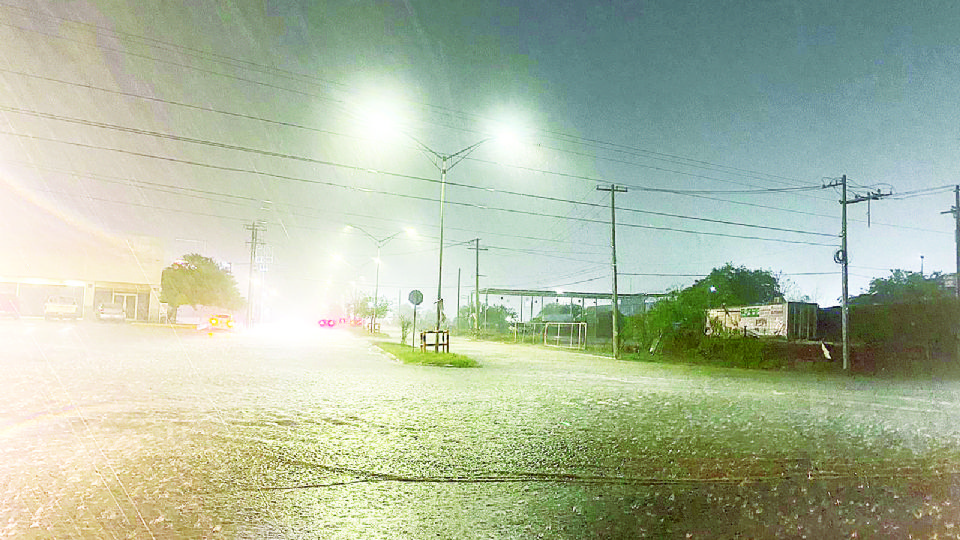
[3,320,960,538]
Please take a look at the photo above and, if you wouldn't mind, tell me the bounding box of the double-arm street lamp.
[357,101,521,331]
[343,224,414,332]
[407,136,494,330]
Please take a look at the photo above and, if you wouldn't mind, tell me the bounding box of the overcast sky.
[2,0,959,317]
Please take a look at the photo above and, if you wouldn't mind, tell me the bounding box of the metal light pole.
[344,225,409,333]
[407,136,493,330]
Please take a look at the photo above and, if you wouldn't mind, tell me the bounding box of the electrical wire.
[1,69,947,234]
[0,130,837,246]
[0,4,837,191]
[0,104,836,238]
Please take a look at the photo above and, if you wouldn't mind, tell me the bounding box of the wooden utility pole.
[941,185,960,298]
[823,175,890,371]
[597,185,628,358]
[840,175,849,371]
[467,239,487,333]
[244,221,266,326]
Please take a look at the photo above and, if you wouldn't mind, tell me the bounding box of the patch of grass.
[376,341,479,368]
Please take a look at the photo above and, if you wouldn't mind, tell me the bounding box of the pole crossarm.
[407,134,493,172]
[345,224,406,248]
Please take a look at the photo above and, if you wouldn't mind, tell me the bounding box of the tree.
[160,254,244,310]
[345,291,389,321]
[855,269,949,304]
[456,303,517,333]
[697,263,783,307]
[533,302,583,322]
[623,263,786,350]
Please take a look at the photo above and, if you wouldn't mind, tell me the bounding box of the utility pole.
[467,239,487,334]
[597,184,628,358]
[456,268,461,331]
[940,185,960,298]
[244,221,266,326]
[823,175,890,371]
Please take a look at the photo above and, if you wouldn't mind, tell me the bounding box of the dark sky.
[1,0,959,317]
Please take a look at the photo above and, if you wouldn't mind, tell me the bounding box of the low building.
[706,301,818,340]
[0,183,164,321]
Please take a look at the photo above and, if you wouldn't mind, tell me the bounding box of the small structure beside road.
[706,301,818,340]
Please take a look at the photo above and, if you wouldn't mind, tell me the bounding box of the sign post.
[408,290,423,350]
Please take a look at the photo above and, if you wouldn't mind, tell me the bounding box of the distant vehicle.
[44,296,79,320]
[96,302,125,322]
[0,294,20,319]
[318,317,362,328]
[205,313,235,331]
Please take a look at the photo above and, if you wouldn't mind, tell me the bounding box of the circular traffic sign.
[408,290,424,306]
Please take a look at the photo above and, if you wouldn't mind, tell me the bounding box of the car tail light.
[226,320,234,328]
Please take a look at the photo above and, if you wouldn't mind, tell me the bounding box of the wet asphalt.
[3,320,960,539]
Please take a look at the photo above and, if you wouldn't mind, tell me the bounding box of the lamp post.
[343,225,413,333]
[359,102,520,331]
[407,136,494,330]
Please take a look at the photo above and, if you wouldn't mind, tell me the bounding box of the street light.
[404,137,495,330]
[358,99,523,330]
[343,224,415,332]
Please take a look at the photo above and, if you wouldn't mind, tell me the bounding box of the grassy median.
[376,341,479,368]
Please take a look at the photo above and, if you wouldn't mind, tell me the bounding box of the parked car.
[0,294,20,319]
[96,302,125,322]
[44,296,79,320]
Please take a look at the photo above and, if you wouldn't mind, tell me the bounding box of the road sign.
[408,290,423,306]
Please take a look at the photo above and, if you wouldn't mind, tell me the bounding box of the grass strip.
[376,341,479,368]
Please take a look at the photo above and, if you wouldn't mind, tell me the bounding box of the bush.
[850,298,960,375]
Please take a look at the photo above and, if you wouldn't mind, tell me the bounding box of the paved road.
[3,320,960,539]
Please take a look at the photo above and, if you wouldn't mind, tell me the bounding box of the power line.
[8,2,953,248]
[0,128,840,246]
[0,66,834,205]
[0,105,836,238]
[0,4,836,191]
[1,69,945,235]
[10,169,615,256]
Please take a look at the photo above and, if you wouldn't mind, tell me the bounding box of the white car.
[44,296,79,320]
[96,302,126,322]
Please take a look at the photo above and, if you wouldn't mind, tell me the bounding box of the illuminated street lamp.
[358,99,523,330]
[406,137,495,330]
[343,224,415,332]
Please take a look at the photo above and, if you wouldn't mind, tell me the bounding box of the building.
[706,301,819,340]
[0,179,164,321]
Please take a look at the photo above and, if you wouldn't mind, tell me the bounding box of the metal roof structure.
[479,288,671,300]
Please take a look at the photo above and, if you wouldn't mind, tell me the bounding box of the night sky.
[2,0,959,317]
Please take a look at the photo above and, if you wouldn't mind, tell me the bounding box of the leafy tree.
[160,254,243,310]
[623,263,785,350]
[698,263,783,307]
[533,302,583,322]
[456,303,517,333]
[482,304,517,332]
[855,269,949,304]
[345,291,389,321]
